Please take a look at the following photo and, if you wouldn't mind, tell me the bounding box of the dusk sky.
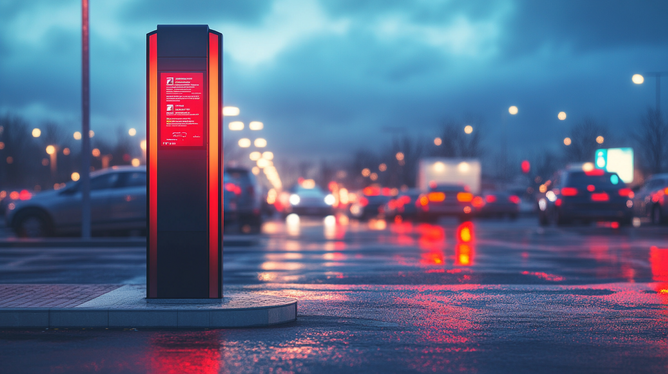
[1,0,667,162]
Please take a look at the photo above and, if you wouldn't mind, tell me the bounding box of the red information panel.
[160,72,204,146]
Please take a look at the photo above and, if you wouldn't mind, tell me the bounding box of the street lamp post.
[633,72,667,119]
[46,145,57,180]
[81,0,91,238]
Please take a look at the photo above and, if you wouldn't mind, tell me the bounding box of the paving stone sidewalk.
[0,284,122,308]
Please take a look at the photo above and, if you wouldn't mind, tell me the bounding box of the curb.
[0,285,296,328]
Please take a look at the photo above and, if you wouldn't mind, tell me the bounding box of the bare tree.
[632,107,667,174]
[0,113,40,188]
[564,117,608,163]
[432,117,485,159]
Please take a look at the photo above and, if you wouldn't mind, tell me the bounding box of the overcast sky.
[1,0,667,161]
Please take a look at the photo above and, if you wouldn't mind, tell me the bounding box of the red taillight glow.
[561,187,578,196]
[419,195,429,206]
[9,191,19,200]
[472,196,484,208]
[509,195,520,204]
[457,192,473,202]
[591,192,609,202]
[585,169,605,176]
[224,183,242,195]
[555,198,562,207]
[619,188,634,198]
[363,186,380,196]
[485,195,496,203]
[19,190,31,200]
[664,187,668,195]
[359,197,369,207]
[587,185,595,192]
[428,192,445,202]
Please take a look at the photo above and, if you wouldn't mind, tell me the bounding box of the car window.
[565,171,623,188]
[91,173,120,191]
[121,172,146,188]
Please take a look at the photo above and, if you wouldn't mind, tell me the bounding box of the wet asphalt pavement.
[1,216,668,373]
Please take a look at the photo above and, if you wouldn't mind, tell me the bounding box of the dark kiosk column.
[146,25,222,299]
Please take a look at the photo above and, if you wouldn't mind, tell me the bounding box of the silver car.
[633,173,668,225]
[5,166,146,237]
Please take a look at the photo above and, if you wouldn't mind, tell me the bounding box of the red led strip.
[148,33,158,298]
[208,32,220,298]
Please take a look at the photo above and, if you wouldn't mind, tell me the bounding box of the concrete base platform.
[0,285,296,328]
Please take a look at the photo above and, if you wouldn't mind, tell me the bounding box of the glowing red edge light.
[208,31,220,298]
[148,32,158,298]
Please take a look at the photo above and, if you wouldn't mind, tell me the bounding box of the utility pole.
[81,0,91,238]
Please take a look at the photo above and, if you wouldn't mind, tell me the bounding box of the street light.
[558,111,567,120]
[229,121,244,131]
[32,128,41,137]
[564,137,572,146]
[249,151,261,161]
[74,131,82,140]
[508,106,518,115]
[249,121,263,130]
[254,138,267,148]
[464,125,473,134]
[128,128,137,136]
[222,106,240,116]
[434,137,442,146]
[596,136,604,144]
[238,138,251,148]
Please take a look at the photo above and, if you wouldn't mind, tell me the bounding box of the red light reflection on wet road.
[148,332,221,374]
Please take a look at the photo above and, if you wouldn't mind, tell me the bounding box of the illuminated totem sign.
[594,148,634,184]
[146,25,222,299]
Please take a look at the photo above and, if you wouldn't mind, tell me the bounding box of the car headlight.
[545,191,557,202]
[324,194,335,206]
[289,194,300,206]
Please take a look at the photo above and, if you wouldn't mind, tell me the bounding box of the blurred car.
[537,169,633,226]
[632,173,668,225]
[350,193,390,221]
[284,185,334,216]
[475,190,520,219]
[416,184,474,222]
[224,167,263,233]
[6,166,146,237]
[382,189,421,221]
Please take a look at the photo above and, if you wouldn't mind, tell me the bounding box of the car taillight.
[359,197,369,207]
[457,192,473,202]
[19,190,32,200]
[400,195,411,204]
[485,195,496,203]
[618,188,634,198]
[586,185,595,192]
[509,195,520,204]
[224,183,241,195]
[419,195,429,206]
[555,198,562,207]
[664,187,668,195]
[561,187,578,196]
[584,169,605,176]
[428,192,445,202]
[472,196,484,208]
[591,192,609,202]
